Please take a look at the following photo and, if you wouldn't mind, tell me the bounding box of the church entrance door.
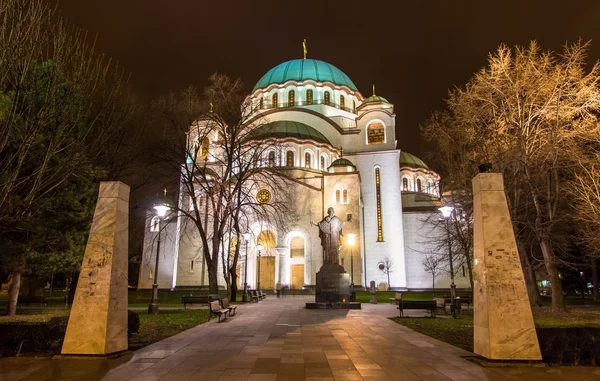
[259,256,275,290]
[290,264,304,289]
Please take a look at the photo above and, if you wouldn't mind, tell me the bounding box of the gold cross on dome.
[339,147,344,157]
[303,39,307,59]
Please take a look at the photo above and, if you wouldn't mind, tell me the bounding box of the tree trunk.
[7,271,22,316]
[208,259,219,294]
[230,269,238,302]
[539,236,565,311]
[591,257,599,302]
[432,274,436,297]
[517,240,543,307]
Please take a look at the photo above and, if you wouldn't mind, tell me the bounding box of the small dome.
[328,157,356,173]
[253,59,358,92]
[362,95,390,104]
[400,151,430,170]
[244,120,331,145]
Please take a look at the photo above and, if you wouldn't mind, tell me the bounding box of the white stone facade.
[138,58,468,291]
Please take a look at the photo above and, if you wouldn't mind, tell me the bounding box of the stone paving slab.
[1,296,600,381]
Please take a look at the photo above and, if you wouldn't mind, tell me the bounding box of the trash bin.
[453,297,462,316]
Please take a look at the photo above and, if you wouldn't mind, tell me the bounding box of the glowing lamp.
[439,206,453,219]
[347,233,356,246]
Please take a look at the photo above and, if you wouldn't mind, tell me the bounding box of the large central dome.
[253,59,358,92]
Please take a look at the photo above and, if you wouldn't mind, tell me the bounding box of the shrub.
[128,310,140,337]
[0,310,141,356]
[0,315,69,356]
[537,327,600,366]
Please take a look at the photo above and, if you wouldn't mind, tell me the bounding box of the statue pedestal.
[306,264,360,309]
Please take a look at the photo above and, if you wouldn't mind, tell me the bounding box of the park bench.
[398,300,436,317]
[17,295,46,308]
[388,292,403,305]
[443,294,472,309]
[249,290,260,302]
[258,290,267,299]
[181,295,210,309]
[220,297,237,316]
[434,298,447,315]
[209,300,229,322]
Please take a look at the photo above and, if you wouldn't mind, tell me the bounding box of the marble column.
[61,182,129,355]
[472,173,541,360]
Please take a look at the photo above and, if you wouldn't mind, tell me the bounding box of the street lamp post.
[242,232,251,302]
[439,205,456,318]
[148,191,172,314]
[256,244,263,291]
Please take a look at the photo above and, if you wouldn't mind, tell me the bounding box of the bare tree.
[422,255,444,297]
[149,75,295,295]
[379,257,394,289]
[570,152,600,302]
[423,41,600,311]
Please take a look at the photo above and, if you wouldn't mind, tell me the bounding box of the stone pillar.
[472,173,541,360]
[61,181,129,355]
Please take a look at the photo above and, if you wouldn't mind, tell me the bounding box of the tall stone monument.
[472,173,541,360]
[62,182,130,356]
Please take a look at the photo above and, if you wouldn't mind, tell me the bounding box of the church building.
[138,57,471,291]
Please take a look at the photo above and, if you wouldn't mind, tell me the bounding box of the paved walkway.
[1,296,599,381]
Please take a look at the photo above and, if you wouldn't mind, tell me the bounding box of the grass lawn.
[392,307,600,353]
[129,309,210,350]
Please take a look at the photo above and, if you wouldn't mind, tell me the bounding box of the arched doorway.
[257,230,276,290]
[290,236,305,289]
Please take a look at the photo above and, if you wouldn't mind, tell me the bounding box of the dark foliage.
[537,327,600,366]
[0,315,68,356]
[0,310,142,356]
[128,310,140,338]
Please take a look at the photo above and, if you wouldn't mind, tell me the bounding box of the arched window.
[367,122,385,144]
[340,95,345,109]
[259,98,264,109]
[290,236,304,258]
[304,152,311,168]
[201,137,210,157]
[375,168,383,242]
[306,89,313,105]
[272,92,278,108]
[320,156,325,171]
[288,90,295,106]
[343,189,348,204]
[286,151,294,167]
[335,190,341,204]
[402,178,408,191]
[268,151,275,167]
[150,216,160,232]
[324,91,331,105]
[416,178,422,192]
[257,230,276,248]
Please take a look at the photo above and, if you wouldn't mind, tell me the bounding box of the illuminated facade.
[139,58,471,291]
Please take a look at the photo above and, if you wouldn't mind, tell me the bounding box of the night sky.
[55,0,600,159]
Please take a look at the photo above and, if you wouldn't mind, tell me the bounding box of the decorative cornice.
[247,108,361,136]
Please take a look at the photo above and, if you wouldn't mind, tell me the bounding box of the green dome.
[363,95,390,103]
[253,59,358,92]
[329,158,355,167]
[328,157,357,173]
[244,121,331,145]
[400,151,430,170]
